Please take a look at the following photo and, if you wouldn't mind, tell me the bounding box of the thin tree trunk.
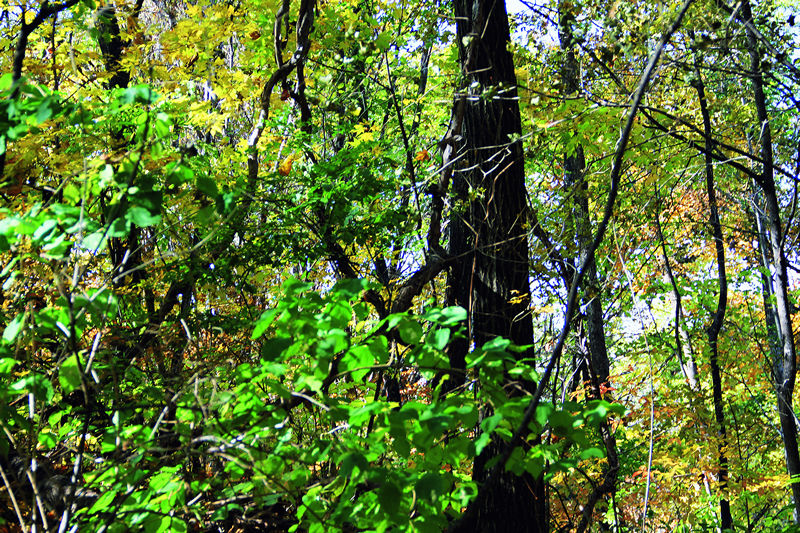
[750,180,784,380]
[93,4,149,289]
[446,0,546,530]
[692,63,732,529]
[654,203,699,389]
[557,3,618,531]
[741,0,800,520]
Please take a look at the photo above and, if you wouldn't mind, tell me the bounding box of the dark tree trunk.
[446,0,546,530]
[559,1,610,389]
[692,64,732,529]
[93,5,147,289]
[95,6,131,90]
[558,5,618,531]
[741,0,800,520]
[655,207,700,389]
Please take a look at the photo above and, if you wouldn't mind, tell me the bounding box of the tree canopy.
[1,0,800,531]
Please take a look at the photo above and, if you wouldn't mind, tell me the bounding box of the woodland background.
[1,0,800,531]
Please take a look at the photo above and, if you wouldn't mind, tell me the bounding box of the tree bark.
[654,204,699,389]
[446,0,546,530]
[558,5,618,531]
[741,0,800,521]
[692,63,732,529]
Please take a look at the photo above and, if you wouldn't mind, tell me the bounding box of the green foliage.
[3,0,800,530]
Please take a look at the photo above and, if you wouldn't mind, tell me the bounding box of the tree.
[558,3,618,530]
[691,56,732,529]
[740,0,800,520]
[445,0,547,530]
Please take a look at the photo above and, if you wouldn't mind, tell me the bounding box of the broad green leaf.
[59,356,82,394]
[3,313,25,343]
[397,317,422,344]
[126,206,161,227]
[427,328,450,350]
[252,309,279,338]
[196,175,218,197]
[378,481,402,516]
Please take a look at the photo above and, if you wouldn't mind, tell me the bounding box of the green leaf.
[253,309,279,339]
[38,432,56,449]
[549,410,575,432]
[391,427,411,457]
[332,278,369,300]
[0,357,15,374]
[59,357,82,394]
[423,306,466,326]
[196,175,219,197]
[81,230,108,251]
[126,206,161,227]
[261,339,293,364]
[533,403,554,430]
[144,515,171,533]
[482,336,510,352]
[89,489,117,514]
[196,205,216,224]
[11,374,53,401]
[427,328,450,350]
[166,162,194,186]
[415,472,445,502]
[378,481,402,516]
[283,278,313,295]
[35,100,53,123]
[341,344,374,381]
[3,313,25,343]
[32,218,57,242]
[397,317,422,344]
[579,447,606,460]
[375,32,392,52]
[121,84,157,104]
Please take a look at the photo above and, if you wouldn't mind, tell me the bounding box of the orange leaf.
[414,149,430,162]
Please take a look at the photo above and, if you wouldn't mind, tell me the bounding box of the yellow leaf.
[278,154,297,176]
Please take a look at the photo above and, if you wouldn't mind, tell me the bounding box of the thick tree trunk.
[741,0,800,520]
[446,0,546,530]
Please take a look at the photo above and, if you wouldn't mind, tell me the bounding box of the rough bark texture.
[742,0,800,520]
[446,0,546,530]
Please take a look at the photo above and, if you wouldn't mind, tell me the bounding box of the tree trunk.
[558,5,618,531]
[654,207,699,390]
[447,0,546,530]
[741,0,800,520]
[692,63,732,529]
